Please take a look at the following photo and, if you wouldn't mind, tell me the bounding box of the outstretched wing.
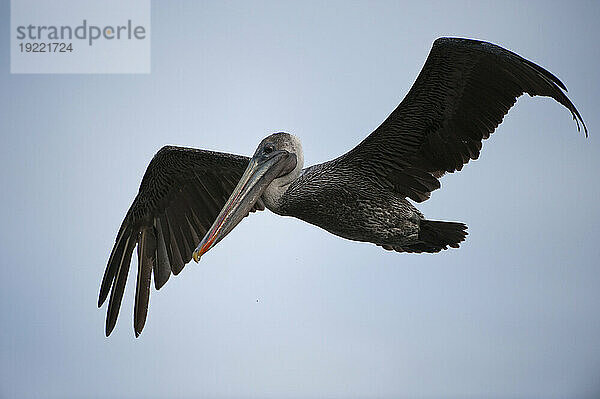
[334,37,587,202]
[98,146,264,337]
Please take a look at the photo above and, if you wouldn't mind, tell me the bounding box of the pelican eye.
[264,144,275,154]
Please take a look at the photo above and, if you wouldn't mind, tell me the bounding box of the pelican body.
[99,38,587,337]
[195,132,450,261]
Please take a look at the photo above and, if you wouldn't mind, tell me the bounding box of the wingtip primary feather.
[133,229,155,338]
[105,322,115,337]
[98,229,129,308]
[105,235,136,338]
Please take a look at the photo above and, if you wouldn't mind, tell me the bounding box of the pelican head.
[192,132,303,261]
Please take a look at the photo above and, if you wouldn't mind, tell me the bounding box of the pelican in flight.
[99,38,587,337]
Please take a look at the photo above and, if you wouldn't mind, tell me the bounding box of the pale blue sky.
[1,1,599,398]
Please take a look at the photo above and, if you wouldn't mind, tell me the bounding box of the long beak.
[192,150,293,262]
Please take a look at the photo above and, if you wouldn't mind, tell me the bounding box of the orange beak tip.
[193,243,212,263]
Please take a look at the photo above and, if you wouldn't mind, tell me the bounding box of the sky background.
[1,1,599,398]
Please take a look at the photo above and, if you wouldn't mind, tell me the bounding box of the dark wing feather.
[98,146,263,337]
[334,37,587,202]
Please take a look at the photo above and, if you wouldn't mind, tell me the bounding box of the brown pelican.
[99,38,587,337]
